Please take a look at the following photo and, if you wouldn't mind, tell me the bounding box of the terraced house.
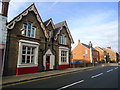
[3,4,74,76]
[71,40,99,65]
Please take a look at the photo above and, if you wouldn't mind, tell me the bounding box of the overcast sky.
[0,1,118,52]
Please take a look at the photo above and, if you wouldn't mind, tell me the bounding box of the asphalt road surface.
[2,65,119,89]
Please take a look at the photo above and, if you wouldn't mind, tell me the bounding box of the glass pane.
[23,25,27,36]
[28,23,31,29]
[26,56,30,63]
[22,55,25,63]
[32,27,35,37]
[22,46,26,54]
[31,56,34,63]
[28,29,31,37]
[27,47,31,54]
[31,48,35,54]
[24,25,27,29]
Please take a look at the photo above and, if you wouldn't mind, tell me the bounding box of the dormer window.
[60,34,66,45]
[22,23,36,38]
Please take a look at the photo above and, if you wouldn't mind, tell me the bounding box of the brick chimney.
[1,0,10,17]
[78,39,80,44]
[107,46,111,49]
[89,41,92,47]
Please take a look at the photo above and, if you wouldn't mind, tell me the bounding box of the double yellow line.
[1,70,82,88]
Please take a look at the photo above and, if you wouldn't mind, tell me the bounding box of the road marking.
[114,67,118,69]
[107,69,113,72]
[57,80,84,90]
[91,73,103,78]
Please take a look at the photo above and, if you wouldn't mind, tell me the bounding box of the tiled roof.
[55,21,65,28]
[81,43,97,51]
[98,46,105,51]
[54,21,74,43]
[44,18,51,26]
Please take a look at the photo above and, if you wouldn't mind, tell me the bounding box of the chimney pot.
[78,39,80,44]
[107,46,111,49]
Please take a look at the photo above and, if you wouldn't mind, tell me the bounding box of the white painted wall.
[43,49,55,70]
[0,15,7,45]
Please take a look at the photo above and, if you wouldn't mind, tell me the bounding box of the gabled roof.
[81,43,97,51]
[54,21,74,44]
[7,3,48,38]
[98,46,105,51]
[43,18,55,29]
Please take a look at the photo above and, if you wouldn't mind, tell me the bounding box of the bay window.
[17,40,39,67]
[61,51,67,62]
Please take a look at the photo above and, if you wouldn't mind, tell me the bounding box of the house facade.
[71,40,99,64]
[95,46,105,61]
[103,47,117,62]
[3,4,74,76]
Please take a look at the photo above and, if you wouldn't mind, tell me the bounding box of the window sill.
[17,63,38,67]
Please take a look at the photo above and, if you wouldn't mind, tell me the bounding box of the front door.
[46,55,50,70]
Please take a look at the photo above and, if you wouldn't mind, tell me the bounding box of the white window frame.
[23,23,36,38]
[17,40,39,67]
[60,34,66,45]
[59,46,69,65]
[61,51,67,63]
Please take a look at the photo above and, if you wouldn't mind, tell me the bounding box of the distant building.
[95,46,105,61]
[103,47,117,62]
[71,40,99,64]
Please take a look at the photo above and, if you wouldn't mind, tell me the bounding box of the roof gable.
[81,43,97,51]
[7,3,48,38]
[54,21,74,44]
[44,18,55,29]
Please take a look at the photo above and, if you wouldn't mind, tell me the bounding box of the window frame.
[59,46,69,65]
[23,23,36,38]
[60,34,66,45]
[17,40,39,67]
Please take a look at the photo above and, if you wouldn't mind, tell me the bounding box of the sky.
[0,1,118,52]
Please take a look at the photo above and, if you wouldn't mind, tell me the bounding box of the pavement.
[1,63,113,85]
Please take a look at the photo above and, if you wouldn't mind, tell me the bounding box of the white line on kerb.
[57,80,84,90]
[91,73,103,78]
[107,69,113,72]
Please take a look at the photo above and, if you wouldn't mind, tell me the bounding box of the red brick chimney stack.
[107,46,111,49]
[78,39,80,44]
[89,41,92,47]
[1,0,10,17]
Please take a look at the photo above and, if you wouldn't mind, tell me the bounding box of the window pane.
[22,55,25,63]
[26,56,30,63]
[27,47,31,54]
[28,29,31,37]
[32,27,35,37]
[23,25,27,36]
[31,56,34,63]
[31,48,35,54]
[28,23,31,29]
[22,46,26,54]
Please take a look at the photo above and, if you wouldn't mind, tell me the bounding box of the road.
[2,65,119,89]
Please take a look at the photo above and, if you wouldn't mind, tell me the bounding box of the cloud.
[70,10,118,52]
